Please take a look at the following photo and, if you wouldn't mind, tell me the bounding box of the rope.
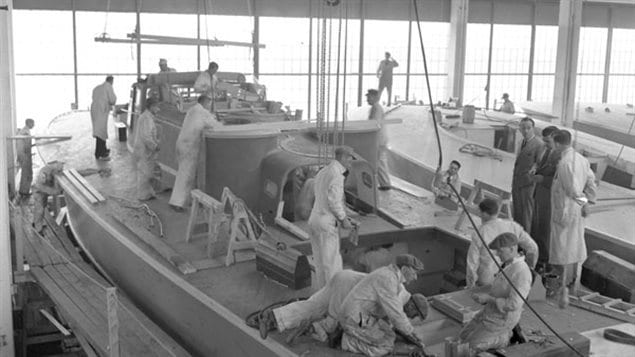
[333,1,343,146]
[102,0,112,36]
[340,0,349,146]
[412,0,442,172]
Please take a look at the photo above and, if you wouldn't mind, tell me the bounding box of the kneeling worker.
[33,161,64,232]
[338,254,426,357]
[169,95,220,211]
[459,232,532,353]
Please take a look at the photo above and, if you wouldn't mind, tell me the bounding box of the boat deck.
[39,111,633,356]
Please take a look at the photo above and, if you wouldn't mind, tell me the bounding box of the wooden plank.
[110,212,197,274]
[429,287,487,323]
[43,212,82,262]
[54,264,152,356]
[39,309,71,336]
[106,288,120,357]
[63,170,98,204]
[274,217,309,240]
[67,169,106,202]
[570,295,635,324]
[74,333,100,357]
[30,267,109,356]
[23,224,54,266]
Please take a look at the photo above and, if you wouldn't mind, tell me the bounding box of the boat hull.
[58,176,295,357]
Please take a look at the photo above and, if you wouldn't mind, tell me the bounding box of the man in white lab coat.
[90,76,117,160]
[308,146,357,289]
[169,95,220,211]
[366,89,391,190]
[131,97,162,201]
[459,232,532,353]
[338,254,425,357]
[549,130,596,295]
[465,198,538,288]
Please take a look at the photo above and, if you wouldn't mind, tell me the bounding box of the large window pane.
[310,74,359,122]
[408,74,448,104]
[610,29,635,74]
[76,11,138,74]
[531,75,555,102]
[259,75,308,114]
[491,24,531,74]
[200,15,253,73]
[533,26,558,74]
[13,10,73,74]
[311,18,361,76]
[260,17,309,74]
[489,75,528,108]
[140,13,199,73]
[575,75,604,102]
[463,75,488,108]
[465,23,491,74]
[606,76,635,104]
[15,76,75,123]
[410,22,450,75]
[577,27,607,74]
[363,20,409,74]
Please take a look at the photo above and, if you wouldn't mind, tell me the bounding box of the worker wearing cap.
[466,198,538,288]
[377,52,398,106]
[459,232,532,353]
[258,269,426,343]
[308,145,358,289]
[339,254,426,356]
[366,89,391,190]
[16,118,35,200]
[499,93,515,114]
[131,97,162,201]
[158,58,176,73]
[194,62,219,111]
[32,161,64,232]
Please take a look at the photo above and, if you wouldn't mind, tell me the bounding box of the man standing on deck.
[169,95,220,211]
[194,61,219,111]
[367,89,391,190]
[459,233,532,353]
[377,52,398,106]
[529,126,560,272]
[131,97,162,201]
[512,117,544,232]
[465,198,538,288]
[499,93,515,114]
[15,118,35,200]
[158,58,176,73]
[309,145,358,289]
[90,76,117,161]
[549,130,596,299]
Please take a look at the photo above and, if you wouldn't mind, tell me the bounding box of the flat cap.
[366,89,379,96]
[411,293,429,320]
[395,254,424,272]
[334,145,355,157]
[488,232,518,250]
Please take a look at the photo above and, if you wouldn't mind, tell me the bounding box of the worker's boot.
[258,308,277,339]
[327,325,343,349]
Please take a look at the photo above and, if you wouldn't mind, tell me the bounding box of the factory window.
[309,74,358,122]
[14,76,75,125]
[607,29,635,104]
[531,25,558,102]
[139,13,199,73]
[576,27,608,102]
[75,11,138,75]
[464,23,491,107]
[260,17,310,74]
[199,15,254,73]
[259,75,308,116]
[489,24,531,107]
[409,21,450,103]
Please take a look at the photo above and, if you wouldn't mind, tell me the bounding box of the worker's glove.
[581,204,590,218]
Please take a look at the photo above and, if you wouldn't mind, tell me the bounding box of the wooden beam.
[39,309,71,336]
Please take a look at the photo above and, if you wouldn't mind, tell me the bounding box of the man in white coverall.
[459,232,532,353]
[131,97,162,201]
[549,130,596,296]
[338,254,426,357]
[308,146,357,289]
[33,161,64,232]
[90,75,117,161]
[168,95,220,211]
[366,89,391,190]
[465,198,538,288]
[258,269,429,342]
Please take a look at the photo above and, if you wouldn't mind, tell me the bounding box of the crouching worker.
[338,254,426,357]
[459,232,532,353]
[258,268,428,346]
[33,161,64,232]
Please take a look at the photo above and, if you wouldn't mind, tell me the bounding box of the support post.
[447,0,469,105]
[253,12,260,77]
[357,0,364,107]
[135,1,142,77]
[601,7,613,104]
[307,0,313,120]
[527,1,537,101]
[405,0,412,101]
[197,0,201,71]
[72,0,78,108]
[552,0,582,127]
[484,0,494,110]
[0,0,17,354]
[106,288,119,357]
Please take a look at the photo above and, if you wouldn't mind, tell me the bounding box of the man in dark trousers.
[512,117,544,232]
[529,126,560,272]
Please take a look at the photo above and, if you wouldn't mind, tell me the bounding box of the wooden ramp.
[11,206,191,357]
